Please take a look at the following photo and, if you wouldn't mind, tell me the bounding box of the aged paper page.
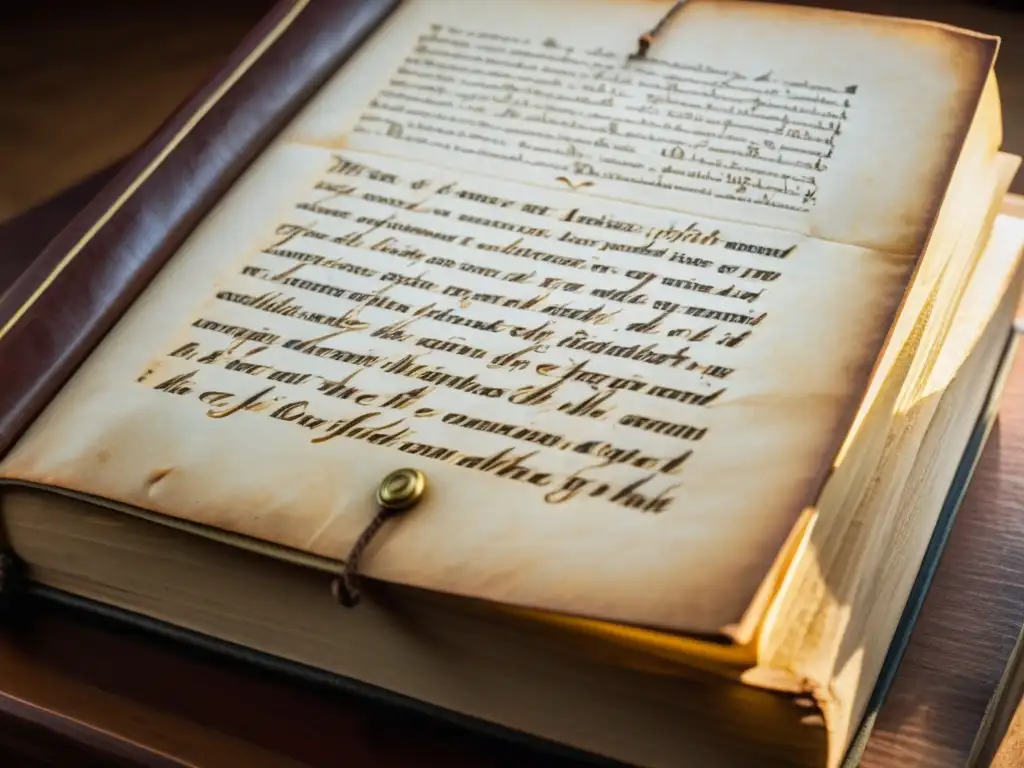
[0,145,915,632]
[292,0,996,255]
[0,0,999,632]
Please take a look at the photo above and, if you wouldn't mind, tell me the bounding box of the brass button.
[376,468,427,511]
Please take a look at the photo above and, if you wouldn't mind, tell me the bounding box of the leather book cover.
[0,165,122,305]
[0,0,399,460]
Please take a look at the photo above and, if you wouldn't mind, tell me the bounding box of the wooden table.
[1,190,1024,768]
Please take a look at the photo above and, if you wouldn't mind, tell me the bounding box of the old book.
[0,1,1021,765]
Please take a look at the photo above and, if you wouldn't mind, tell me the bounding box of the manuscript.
[0,0,1000,634]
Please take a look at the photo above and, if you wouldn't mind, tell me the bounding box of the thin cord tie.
[332,468,427,608]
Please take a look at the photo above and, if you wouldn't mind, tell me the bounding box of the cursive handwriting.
[352,24,859,212]
[137,152,801,514]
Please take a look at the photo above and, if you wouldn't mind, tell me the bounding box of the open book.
[0,1,1022,765]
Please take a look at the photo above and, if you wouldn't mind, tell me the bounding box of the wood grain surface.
[0,1,274,221]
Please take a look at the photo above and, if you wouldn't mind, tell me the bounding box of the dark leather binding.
[0,164,123,305]
[0,0,399,458]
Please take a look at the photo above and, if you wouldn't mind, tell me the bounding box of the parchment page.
[0,145,915,632]
[291,0,996,255]
[0,0,999,632]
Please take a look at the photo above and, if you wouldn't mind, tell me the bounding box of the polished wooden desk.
[1,188,1024,767]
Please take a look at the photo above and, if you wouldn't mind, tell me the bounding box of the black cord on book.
[630,0,689,60]
[332,468,426,608]
[332,507,399,607]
